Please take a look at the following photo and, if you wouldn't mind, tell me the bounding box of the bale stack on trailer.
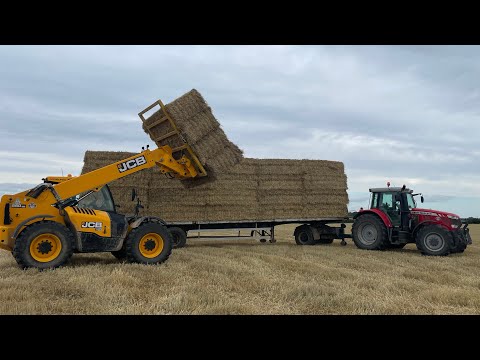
[147,158,348,222]
[81,89,349,221]
[82,154,348,221]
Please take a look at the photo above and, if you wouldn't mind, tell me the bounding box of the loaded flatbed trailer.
[164,217,352,247]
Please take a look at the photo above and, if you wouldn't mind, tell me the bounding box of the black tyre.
[450,236,467,254]
[352,214,388,250]
[125,222,173,264]
[415,225,452,256]
[294,225,316,245]
[466,231,472,245]
[385,243,407,249]
[168,227,187,248]
[12,221,74,270]
[111,247,127,261]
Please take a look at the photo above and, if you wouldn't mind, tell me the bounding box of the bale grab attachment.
[139,99,208,178]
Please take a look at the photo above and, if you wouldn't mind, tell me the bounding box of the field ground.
[0,224,479,314]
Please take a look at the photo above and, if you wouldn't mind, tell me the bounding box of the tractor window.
[406,193,416,209]
[78,186,115,212]
[380,192,401,226]
[380,193,395,212]
[371,193,379,209]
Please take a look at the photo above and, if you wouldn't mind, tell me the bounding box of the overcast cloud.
[0,45,479,217]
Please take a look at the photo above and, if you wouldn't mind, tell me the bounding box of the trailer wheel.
[168,227,187,248]
[294,225,316,245]
[352,214,388,250]
[415,225,452,256]
[13,221,74,270]
[125,222,173,264]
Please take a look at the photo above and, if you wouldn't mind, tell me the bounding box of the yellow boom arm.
[53,146,197,201]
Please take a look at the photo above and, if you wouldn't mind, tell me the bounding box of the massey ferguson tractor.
[350,184,472,256]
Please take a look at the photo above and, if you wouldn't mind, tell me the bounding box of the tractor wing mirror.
[131,188,137,202]
[421,196,424,203]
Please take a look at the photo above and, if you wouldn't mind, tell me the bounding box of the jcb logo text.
[81,221,103,229]
[117,156,147,173]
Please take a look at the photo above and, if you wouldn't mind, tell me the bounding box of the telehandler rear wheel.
[13,221,74,270]
[125,222,172,265]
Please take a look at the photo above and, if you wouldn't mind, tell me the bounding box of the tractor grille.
[72,206,96,215]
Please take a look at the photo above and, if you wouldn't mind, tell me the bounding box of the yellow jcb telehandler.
[0,100,206,269]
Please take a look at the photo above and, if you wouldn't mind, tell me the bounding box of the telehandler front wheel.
[13,221,74,270]
[125,222,173,265]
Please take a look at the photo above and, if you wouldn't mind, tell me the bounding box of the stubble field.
[0,224,478,314]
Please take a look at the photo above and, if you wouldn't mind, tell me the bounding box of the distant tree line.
[462,217,480,224]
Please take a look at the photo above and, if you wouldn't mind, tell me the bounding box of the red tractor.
[351,185,472,256]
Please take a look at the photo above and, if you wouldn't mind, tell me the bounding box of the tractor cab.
[368,184,420,231]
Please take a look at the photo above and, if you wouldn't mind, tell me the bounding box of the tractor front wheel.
[125,222,173,264]
[415,225,452,256]
[450,236,467,254]
[352,214,388,250]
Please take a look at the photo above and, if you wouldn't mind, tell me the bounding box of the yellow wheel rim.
[139,233,164,258]
[30,233,62,263]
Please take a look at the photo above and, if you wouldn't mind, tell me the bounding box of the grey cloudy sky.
[0,45,479,217]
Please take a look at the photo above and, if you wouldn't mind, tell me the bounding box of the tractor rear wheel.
[13,221,74,270]
[294,225,316,245]
[168,227,187,248]
[352,214,388,250]
[125,222,172,264]
[415,225,452,256]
